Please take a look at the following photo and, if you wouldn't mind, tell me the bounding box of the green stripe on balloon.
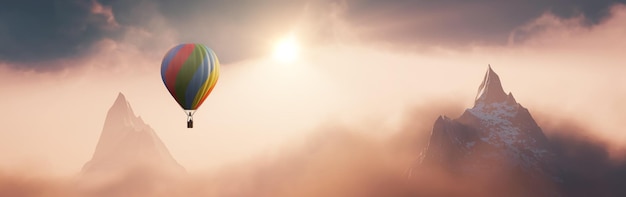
[174,44,202,108]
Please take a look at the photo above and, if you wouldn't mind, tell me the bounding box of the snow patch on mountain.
[419,65,558,177]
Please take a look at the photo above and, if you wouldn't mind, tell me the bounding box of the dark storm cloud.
[0,0,122,70]
[117,0,626,63]
[0,0,624,70]
[339,0,626,49]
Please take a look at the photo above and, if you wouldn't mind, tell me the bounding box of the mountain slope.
[418,66,560,195]
[78,93,185,194]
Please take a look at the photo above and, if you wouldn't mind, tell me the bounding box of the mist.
[1,2,626,197]
[1,99,625,197]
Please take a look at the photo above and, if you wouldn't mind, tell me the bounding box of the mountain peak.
[474,65,508,106]
[418,65,559,190]
[115,92,126,102]
[80,92,186,188]
[109,92,134,118]
[113,92,129,107]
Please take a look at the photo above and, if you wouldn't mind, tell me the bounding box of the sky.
[0,0,625,175]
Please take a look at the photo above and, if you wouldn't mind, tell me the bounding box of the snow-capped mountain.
[420,66,557,177]
[79,93,185,185]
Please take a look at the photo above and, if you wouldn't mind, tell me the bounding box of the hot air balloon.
[161,43,220,128]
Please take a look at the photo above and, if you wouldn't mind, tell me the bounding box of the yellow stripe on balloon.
[191,48,220,109]
[191,46,211,108]
[208,50,220,90]
[202,50,220,103]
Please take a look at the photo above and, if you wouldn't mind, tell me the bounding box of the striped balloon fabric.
[161,43,220,111]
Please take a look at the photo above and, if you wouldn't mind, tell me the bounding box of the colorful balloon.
[161,43,220,128]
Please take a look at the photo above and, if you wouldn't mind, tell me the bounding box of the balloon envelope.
[161,43,220,111]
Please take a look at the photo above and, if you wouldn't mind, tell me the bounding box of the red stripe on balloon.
[165,44,195,100]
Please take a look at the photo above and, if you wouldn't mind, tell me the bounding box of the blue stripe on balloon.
[207,46,215,74]
[195,45,211,108]
[161,44,185,83]
[184,46,209,109]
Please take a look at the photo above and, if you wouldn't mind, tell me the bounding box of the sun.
[273,35,299,63]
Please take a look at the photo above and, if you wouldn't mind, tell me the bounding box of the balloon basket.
[187,120,193,128]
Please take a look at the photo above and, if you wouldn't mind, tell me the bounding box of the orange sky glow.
[0,3,625,177]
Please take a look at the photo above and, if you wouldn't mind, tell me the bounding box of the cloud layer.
[0,0,624,189]
[1,0,625,70]
[0,101,625,197]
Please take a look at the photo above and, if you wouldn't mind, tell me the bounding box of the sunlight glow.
[273,35,299,63]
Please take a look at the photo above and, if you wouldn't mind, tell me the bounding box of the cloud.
[0,0,123,68]
[89,0,119,30]
[3,0,624,72]
[1,100,625,197]
[333,0,626,49]
[0,0,179,73]
[507,3,626,49]
[0,0,624,184]
[534,114,626,197]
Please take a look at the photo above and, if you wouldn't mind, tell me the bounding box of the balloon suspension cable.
[184,110,197,116]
